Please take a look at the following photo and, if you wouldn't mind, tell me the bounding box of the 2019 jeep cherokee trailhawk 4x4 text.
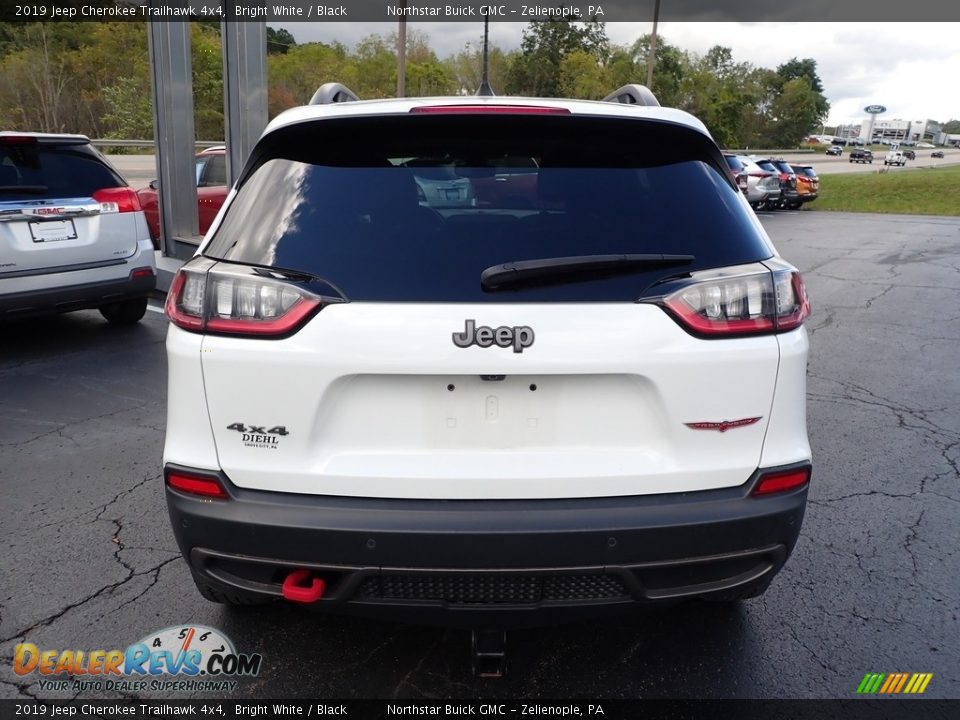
[163,85,812,628]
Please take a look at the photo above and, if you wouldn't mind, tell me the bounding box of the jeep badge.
[452,319,534,353]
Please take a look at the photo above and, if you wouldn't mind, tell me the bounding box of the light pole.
[476,16,494,96]
[646,0,661,89]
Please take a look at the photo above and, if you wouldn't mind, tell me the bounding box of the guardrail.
[723,149,817,155]
[90,139,224,148]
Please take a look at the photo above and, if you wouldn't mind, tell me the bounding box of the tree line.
[0,20,849,148]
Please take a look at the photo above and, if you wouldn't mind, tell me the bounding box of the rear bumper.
[167,462,810,626]
[0,271,155,317]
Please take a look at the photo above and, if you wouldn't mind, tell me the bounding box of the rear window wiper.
[481,254,695,291]
[0,185,48,194]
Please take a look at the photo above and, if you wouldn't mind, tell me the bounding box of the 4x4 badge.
[452,319,534,353]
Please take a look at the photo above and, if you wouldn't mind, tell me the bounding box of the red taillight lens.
[93,187,141,214]
[166,470,228,499]
[661,266,810,337]
[130,267,155,280]
[752,466,811,496]
[410,105,570,115]
[165,269,205,331]
[165,262,322,338]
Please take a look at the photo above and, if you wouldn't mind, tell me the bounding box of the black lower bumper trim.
[0,273,155,317]
[166,462,810,624]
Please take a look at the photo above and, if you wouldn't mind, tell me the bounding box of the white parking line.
[146,304,166,314]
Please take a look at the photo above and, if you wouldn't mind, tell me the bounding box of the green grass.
[811,164,960,216]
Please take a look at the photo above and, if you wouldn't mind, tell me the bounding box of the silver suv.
[0,133,156,323]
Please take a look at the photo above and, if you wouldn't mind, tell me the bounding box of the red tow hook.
[281,569,326,603]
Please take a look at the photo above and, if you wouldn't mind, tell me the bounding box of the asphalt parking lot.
[1,210,958,700]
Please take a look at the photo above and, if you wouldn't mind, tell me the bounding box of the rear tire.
[99,297,148,325]
[192,571,272,606]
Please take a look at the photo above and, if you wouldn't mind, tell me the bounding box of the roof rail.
[601,84,660,108]
[309,83,360,105]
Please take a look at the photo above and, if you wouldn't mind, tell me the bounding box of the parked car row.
[723,154,818,211]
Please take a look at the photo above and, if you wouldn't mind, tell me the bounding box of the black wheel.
[99,297,148,325]
[787,202,803,210]
[192,571,272,606]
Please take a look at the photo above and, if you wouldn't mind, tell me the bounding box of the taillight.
[165,261,323,338]
[737,173,749,191]
[93,187,141,214]
[752,466,811,496]
[165,469,228,499]
[659,264,810,337]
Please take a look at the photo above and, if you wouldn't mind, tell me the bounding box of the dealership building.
[838,118,943,143]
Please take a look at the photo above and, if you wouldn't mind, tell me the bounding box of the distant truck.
[884,150,907,166]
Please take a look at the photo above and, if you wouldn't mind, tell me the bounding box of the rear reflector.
[130,267,155,280]
[752,466,811,496]
[166,471,227,499]
[410,105,570,115]
[93,187,141,214]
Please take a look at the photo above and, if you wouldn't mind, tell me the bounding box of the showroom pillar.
[148,21,199,259]
[148,19,268,259]
[221,21,268,187]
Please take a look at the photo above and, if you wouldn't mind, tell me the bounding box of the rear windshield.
[0,142,122,202]
[793,167,817,178]
[724,155,745,172]
[204,115,772,302]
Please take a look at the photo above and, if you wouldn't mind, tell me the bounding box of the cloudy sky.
[279,22,960,125]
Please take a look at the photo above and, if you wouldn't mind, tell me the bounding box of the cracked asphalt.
[1,211,958,700]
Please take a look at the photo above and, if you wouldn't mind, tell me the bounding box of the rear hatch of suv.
[0,135,139,278]
[174,110,805,500]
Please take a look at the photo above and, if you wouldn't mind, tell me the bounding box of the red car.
[137,146,228,246]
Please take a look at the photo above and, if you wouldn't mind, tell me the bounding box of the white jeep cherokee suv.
[163,86,811,626]
[0,133,156,323]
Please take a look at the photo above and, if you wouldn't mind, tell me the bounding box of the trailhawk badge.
[452,319,534,353]
[685,417,762,433]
